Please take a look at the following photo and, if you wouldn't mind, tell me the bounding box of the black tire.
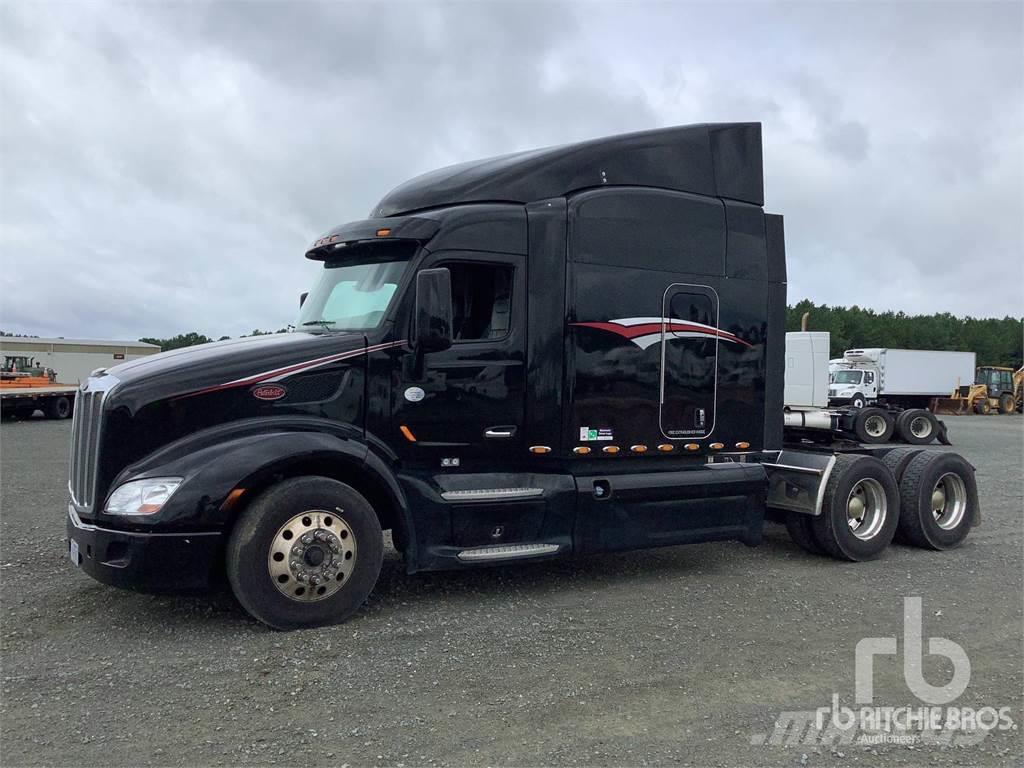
[43,396,72,420]
[850,393,866,409]
[897,451,977,550]
[973,399,990,415]
[811,454,899,561]
[881,446,924,484]
[853,407,894,444]
[881,447,924,545]
[997,393,1014,414]
[785,512,823,555]
[896,409,938,445]
[226,476,384,630]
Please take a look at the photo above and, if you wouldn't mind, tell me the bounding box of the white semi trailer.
[784,333,952,445]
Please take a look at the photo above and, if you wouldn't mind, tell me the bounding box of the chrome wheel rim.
[846,478,887,540]
[268,509,357,602]
[910,416,932,438]
[931,473,967,530]
[865,414,887,438]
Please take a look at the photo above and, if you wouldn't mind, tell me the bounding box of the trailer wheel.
[896,409,937,445]
[853,407,894,443]
[226,476,384,630]
[44,396,72,420]
[897,451,977,550]
[784,512,823,555]
[810,454,899,561]
[973,399,990,415]
[997,393,1015,414]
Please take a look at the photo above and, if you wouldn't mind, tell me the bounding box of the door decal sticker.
[572,318,751,350]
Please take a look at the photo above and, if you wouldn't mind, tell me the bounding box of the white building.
[0,337,160,384]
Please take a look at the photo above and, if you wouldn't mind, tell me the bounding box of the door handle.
[484,426,517,439]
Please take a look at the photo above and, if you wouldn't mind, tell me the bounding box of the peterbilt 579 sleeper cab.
[66,124,979,629]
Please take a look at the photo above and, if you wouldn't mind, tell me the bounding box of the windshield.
[297,258,409,332]
[832,370,862,385]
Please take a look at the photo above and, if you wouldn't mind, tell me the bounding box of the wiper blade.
[300,320,336,327]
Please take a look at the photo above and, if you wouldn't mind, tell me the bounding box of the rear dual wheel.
[896,451,977,550]
[785,454,899,560]
[226,477,383,630]
[853,407,894,444]
[896,409,938,445]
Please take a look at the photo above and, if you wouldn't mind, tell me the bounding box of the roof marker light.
[376,228,392,237]
[710,442,724,450]
[684,443,700,451]
[573,446,591,455]
[529,445,552,454]
[630,445,648,453]
[602,445,620,454]
[657,444,674,452]
[735,441,751,449]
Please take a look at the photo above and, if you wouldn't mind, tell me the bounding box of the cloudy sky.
[1,1,1021,341]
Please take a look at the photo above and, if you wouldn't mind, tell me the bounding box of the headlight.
[105,477,182,516]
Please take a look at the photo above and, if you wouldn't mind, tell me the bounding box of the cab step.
[456,543,561,562]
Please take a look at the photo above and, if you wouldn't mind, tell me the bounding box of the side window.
[446,263,514,342]
[865,371,875,385]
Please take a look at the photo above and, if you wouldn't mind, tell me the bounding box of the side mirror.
[414,268,453,353]
[299,292,308,308]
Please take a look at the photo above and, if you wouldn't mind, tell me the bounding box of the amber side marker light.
[735,441,751,449]
[684,443,700,452]
[630,445,648,453]
[709,442,724,450]
[657,444,674,452]
[221,488,246,510]
[573,446,591,455]
[400,425,417,442]
[376,228,392,237]
[529,445,552,454]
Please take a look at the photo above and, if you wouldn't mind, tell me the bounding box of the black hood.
[105,332,366,412]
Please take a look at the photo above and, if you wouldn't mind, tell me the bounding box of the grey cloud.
[0,1,1021,342]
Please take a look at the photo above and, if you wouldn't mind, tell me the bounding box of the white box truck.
[830,348,976,409]
[785,334,954,446]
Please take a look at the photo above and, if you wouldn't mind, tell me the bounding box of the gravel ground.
[1,415,1021,767]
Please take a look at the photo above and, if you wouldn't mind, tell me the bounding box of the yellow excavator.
[933,365,1024,415]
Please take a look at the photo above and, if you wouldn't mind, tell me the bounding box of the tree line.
[787,300,1022,368]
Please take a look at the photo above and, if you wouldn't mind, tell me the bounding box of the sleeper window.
[446,263,514,341]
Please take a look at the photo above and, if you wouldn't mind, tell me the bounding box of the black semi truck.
[66,124,979,629]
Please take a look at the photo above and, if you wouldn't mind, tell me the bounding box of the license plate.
[69,538,80,566]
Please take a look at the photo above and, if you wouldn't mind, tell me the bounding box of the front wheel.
[226,477,384,630]
[997,393,1015,414]
[850,394,866,409]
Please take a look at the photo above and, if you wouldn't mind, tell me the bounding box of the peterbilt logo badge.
[251,384,287,401]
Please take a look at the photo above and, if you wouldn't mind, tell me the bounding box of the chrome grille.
[68,374,118,512]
